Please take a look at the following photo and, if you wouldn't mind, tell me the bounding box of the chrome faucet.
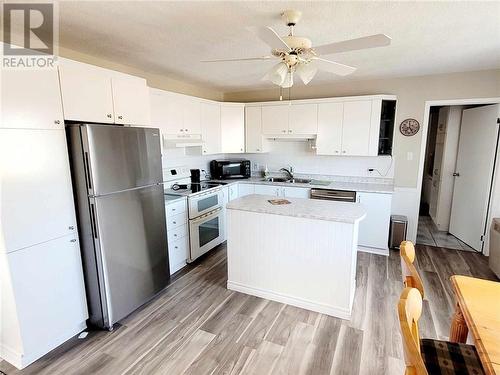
[280,166,294,180]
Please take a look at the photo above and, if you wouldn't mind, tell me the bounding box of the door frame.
[415,97,500,254]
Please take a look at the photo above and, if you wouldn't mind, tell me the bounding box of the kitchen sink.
[286,178,312,184]
[262,177,289,182]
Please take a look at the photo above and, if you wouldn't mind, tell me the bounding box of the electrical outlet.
[252,162,260,171]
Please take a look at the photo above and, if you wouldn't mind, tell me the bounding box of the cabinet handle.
[342,150,346,154]
[175,246,178,249]
[174,234,177,237]
[118,115,123,120]
[70,239,77,243]
[288,130,292,133]
[185,129,188,132]
[54,120,61,125]
[282,130,286,133]
[173,221,176,224]
[69,226,75,230]
[240,148,243,152]
[257,148,260,151]
[180,129,184,132]
[172,208,176,211]
[203,150,207,153]
[335,150,339,154]
[106,114,112,118]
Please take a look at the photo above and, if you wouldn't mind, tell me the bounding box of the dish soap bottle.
[263,165,269,179]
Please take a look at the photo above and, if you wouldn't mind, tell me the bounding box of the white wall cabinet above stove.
[1,68,64,130]
[59,58,150,126]
[221,104,245,153]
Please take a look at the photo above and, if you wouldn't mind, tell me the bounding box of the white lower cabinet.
[238,184,255,197]
[254,184,281,196]
[253,184,311,198]
[5,234,88,368]
[357,192,392,251]
[165,198,189,274]
[228,184,239,201]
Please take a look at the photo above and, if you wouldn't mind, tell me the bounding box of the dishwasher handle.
[310,189,357,203]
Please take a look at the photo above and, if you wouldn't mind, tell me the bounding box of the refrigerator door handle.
[90,203,99,239]
[84,151,92,190]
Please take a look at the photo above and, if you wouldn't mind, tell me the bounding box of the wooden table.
[450,275,500,375]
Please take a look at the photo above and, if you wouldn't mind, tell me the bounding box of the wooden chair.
[398,287,485,375]
[400,241,425,298]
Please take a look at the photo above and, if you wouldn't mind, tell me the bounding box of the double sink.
[262,177,312,184]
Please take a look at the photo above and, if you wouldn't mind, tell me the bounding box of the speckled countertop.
[209,176,394,194]
[227,194,367,223]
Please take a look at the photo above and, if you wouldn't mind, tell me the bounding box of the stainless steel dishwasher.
[310,188,357,202]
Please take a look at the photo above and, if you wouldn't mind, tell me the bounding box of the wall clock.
[399,118,420,136]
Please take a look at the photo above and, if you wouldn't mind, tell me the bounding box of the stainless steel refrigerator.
[66,123,169,330]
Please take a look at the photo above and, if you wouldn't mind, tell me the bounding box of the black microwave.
[210,159,251,180]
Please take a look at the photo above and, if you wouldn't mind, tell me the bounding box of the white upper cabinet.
[183,97,201,134]
[111,76,150,126]
[0,129,77,253]
[1,68,64,130]
[245,106,268,153]
[341,100,373,156]
[289,103,318,135]
[262,105,289,135]
[221,104,245,153]
[316,102,343,155]
[59,58,150,126]
[59,59,115,124]
[201,102,221,155]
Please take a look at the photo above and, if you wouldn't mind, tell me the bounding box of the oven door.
[189,207,225,262]
[188,188,224,218]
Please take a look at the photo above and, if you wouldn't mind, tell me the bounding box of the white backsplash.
[161,140,394,183]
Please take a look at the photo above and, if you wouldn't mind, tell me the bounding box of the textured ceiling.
[57,1,500,92]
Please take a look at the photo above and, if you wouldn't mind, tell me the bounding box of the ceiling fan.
[202,9,391,88]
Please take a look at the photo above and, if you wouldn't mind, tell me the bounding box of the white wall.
[161,147,224,177]
[229,141,394,178]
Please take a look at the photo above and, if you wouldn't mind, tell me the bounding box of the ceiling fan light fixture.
[281,70,294,88]
[264,62,288,86]
[295,62,317,85]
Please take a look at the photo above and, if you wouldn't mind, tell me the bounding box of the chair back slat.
[400,241,425,298]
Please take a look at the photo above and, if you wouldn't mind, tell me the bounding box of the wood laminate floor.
[1,243,497,375]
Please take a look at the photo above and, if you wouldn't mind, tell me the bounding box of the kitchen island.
[226,194,366,319]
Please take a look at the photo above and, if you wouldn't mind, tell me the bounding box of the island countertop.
[227,194,367,224]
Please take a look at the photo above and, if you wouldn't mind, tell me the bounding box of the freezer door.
[84,124,162,195]
[93,184,169,326]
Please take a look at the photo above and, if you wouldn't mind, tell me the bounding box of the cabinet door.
[289,103,318,135]
[168,235,188,275]
[162,91,184,135]
[8,234,88,356]
[316,102,343,155]
[1,68,64,130]
[221,105,245,153]
[111,76,151,126]
[341,100,373,156]
[0,129,77,253]
[282,186,310,199]
[228,184,239,201]
[254,184,281,196]
[183,98,201,134]
[357,192,392,250]
[201,102,221,155]
[238,184,255,197]
[245,106,267,153]
[262,105,289,135]
[58,59,114,123]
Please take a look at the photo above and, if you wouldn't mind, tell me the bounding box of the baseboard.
[358,245,389,256]
[227,281,351,320]
[2,321,87,370]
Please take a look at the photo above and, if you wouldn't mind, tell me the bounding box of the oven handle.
[190,207,223,224]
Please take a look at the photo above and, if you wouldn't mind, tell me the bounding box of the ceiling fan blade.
[201,56,273,63]
[313,58,356,76]
[314,34,391,55]
[251,26,291,51]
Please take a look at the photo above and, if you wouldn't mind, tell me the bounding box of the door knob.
[453,172,460,177]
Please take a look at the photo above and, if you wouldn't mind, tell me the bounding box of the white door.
[1,69,64,130]
[289,103,318,135]
[8,234,88,356]
[221,104,245,153]
[341,100,373,156]
[357,192,392,250]
[449,104,500,251]
[282,186,310,198]
[111,76,151,126]
[316,102,343,155]
[0,129,77,253]
[245,106,266,153]
[183,98,201,134]
[262,105,289,135]
[201,102,221,155]
[58,59,115,123]
[254,184,281,196]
